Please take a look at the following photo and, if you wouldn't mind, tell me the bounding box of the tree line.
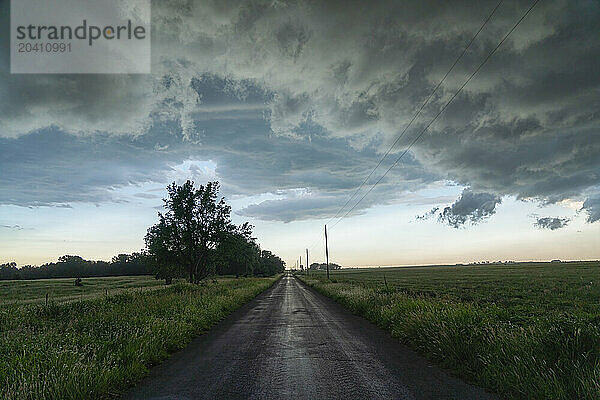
[1,180,285,283]
[0,253,151,281]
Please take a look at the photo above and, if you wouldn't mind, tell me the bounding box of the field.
[0,275,280,399]
[0,275,164,305]
[297,262,600,400]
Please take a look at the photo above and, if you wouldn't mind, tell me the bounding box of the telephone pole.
[325,224,329,280]
[306,248,309,276]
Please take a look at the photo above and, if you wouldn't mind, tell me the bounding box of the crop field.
[298,262,600,400]
[0,275,164,305]
[0,275,280,400]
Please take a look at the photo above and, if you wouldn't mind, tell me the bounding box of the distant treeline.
[0,253,151,281]
[0,249,286,281]
[309,262,342,270]
[1,248,286,281]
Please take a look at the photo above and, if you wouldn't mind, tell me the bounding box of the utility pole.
[325,224,330,280]
[300,256,302,272]
[306,248,309,276]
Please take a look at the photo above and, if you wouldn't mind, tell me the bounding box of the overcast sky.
[1,0,599,267]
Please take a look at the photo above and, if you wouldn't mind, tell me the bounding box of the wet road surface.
[124,274,496,399]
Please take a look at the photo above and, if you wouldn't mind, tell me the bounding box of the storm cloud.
[582,197,600,223]
[1,0,599,224]
[438,189,502,228]
[534,217,570,230]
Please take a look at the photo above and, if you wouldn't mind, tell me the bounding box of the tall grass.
[298,265,600,400]
[0,276,279,399]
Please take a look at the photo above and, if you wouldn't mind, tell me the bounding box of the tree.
[111,252,151,276]
[256,250,286,276]
[0,262,19,280]
[216,222,260,277]
[145,180,232,283]
[145,221,182,284]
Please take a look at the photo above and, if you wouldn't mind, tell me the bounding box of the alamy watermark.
[11,0,151,73]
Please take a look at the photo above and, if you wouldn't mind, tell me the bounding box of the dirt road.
[124,274,495,399]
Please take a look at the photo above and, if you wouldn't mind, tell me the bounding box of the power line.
[306,0,504,252]
[330,0,541,230]
[320,0,504,229]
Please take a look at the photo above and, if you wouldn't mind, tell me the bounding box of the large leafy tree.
[145,180,232,283]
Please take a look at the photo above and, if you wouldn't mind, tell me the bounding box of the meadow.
[0,275,163,305]
[298,262,600,400]
[0,275,280,399]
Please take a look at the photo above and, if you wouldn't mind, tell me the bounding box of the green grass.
[0,275,164,305]
[0,275,280,399]
[297,262,600,400]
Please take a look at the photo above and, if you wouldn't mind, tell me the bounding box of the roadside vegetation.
[0,275,280,400]
[297,262,600,400]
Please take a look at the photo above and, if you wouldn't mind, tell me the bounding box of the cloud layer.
[1,0,599,224]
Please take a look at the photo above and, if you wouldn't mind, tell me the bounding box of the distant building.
[551,259,562,263]
[309,262,342,270]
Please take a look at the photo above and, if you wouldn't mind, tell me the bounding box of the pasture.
[0,275,163,305]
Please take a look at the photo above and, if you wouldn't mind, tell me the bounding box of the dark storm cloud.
[534,217,570,230]
[438,189,502,228]
[0,108,437,215]
[1,0,599,223]
[0,127,188,206]
[582,197,600,223]
[0,0,153,137]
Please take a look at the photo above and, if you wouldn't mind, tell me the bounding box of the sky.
[1,0,599,268]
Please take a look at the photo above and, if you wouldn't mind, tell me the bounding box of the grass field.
[0,275,164,305]
[297,262,600,400]
[0,275,280,399]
